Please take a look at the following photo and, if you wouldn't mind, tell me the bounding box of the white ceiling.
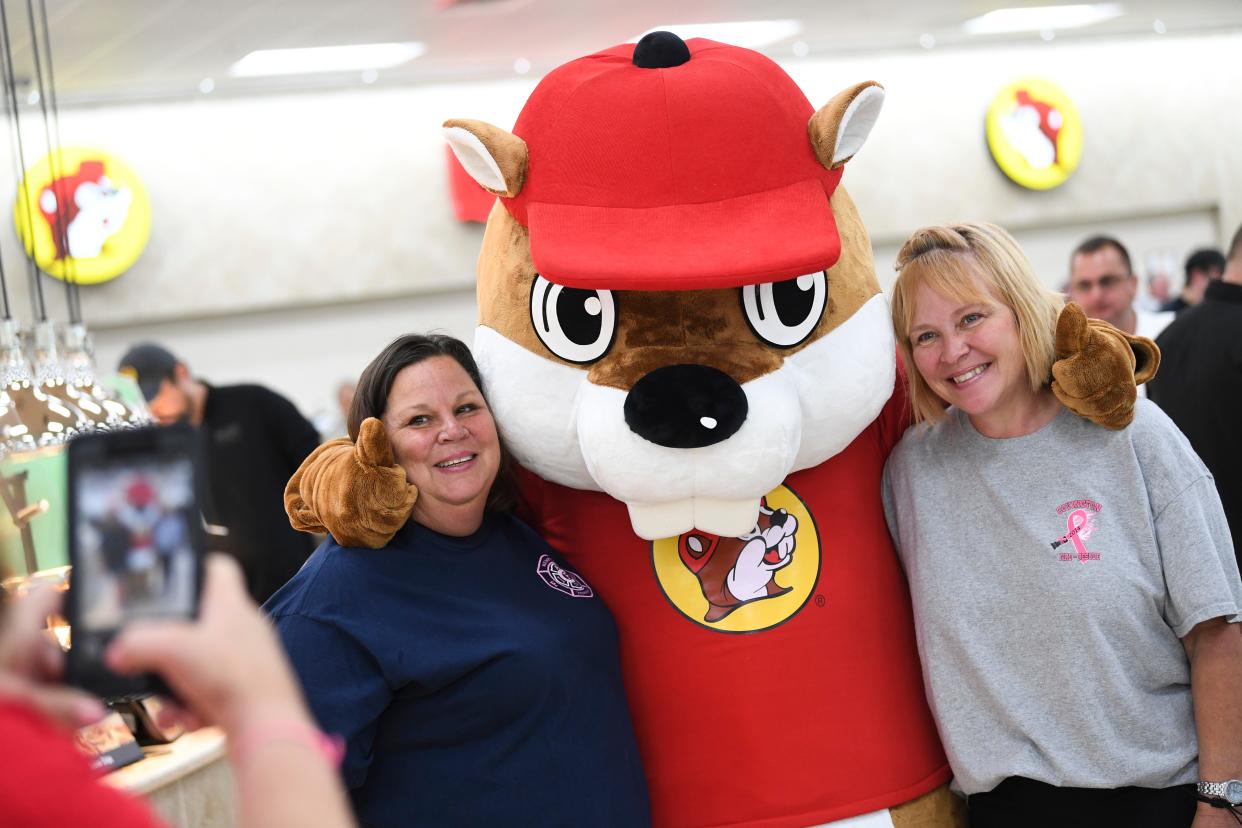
[5,0,1242,105]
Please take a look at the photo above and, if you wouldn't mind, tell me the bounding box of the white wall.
[3,30,1239,421]
[797,33,1239,291]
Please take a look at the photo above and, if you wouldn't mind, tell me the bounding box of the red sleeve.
[876,350,914,454]
[0,701,168,828]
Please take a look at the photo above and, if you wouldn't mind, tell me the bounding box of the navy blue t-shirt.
[265,514,650,827]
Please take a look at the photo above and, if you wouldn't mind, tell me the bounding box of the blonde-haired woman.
[881,222,1242,828]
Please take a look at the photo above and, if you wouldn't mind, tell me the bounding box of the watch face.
[1226,780,1242,804]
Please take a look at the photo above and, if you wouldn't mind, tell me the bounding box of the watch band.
[1197,780,1242,805]
[1201,781,1231,798]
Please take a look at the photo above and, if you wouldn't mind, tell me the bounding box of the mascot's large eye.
[529,274,617,364]
[740,272,828,348]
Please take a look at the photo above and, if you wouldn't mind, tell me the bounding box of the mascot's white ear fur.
[443,118,528,198]
[808,81,885,170]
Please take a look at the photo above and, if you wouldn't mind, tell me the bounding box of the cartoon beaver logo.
[15,147,151,284]
[999,89,1064,170]
[679,499,797,621]
[38,160,133,260]
[653,483,820,633]
[985,77,1082,191]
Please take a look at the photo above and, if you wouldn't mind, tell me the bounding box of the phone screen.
[68,426,203,696]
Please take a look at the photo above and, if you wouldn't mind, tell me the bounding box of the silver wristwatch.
[1197,779,1242,805]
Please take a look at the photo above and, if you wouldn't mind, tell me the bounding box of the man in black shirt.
[118,343,321,603]
[1149,226,1242,557]
[1161,247,1225,314]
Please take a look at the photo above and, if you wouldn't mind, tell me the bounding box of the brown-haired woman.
[881,223,1242,828]
[265,334,650,827]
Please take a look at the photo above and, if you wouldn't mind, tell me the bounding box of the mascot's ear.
[443,118,528,198]
[808,81,885,170]
[1129,332,1161,384]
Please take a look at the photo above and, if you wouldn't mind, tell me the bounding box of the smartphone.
[65,424,205,698]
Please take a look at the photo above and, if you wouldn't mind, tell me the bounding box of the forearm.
[1186,618,1242,824]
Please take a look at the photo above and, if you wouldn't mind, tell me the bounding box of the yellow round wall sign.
[13,147,151,284]
[985,78,1083,190]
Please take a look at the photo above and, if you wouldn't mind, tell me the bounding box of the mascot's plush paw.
[888,783,966,827]
[284,417,418,548]
[1050,302,1160,431]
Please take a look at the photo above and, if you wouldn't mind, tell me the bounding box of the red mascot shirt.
[519,385,949,828]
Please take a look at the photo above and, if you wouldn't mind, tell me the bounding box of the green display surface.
[0,446,68,578]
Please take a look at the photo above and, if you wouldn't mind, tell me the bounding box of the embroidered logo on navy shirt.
[536,554,594,598]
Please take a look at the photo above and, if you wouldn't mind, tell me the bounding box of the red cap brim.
[526,178,841,291]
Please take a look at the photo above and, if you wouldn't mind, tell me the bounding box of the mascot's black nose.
[632,31,691,69]
[624,364,747,449]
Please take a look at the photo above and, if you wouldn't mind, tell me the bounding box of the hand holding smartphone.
[65,424,205,699]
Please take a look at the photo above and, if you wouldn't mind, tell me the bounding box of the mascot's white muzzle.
[475,293,895,540]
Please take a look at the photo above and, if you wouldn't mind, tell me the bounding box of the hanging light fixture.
[0,105,25,456]
[25,0,146,429]
[0,313,31,457]
[63,323,145,426]
[0,0,90,448]
[0,319,81,453]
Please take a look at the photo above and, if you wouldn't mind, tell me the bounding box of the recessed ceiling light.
[1153,18,1167,34]
[230,42,425,77]
[198,78,215,94]
[963,4,1123,35]
[633,20,803,50]
[791,40,809,57]
[919,33,936,49]
[513,57,532,74]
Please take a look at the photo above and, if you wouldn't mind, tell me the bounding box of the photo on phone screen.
[68,427,203,695]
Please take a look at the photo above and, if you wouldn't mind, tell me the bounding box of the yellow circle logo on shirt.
[13,147,151,284]
[650,484,820,633]
[985,78,1083,191]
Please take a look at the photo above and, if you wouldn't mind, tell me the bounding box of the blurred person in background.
[1068,235,1174,339]
[0,555,354,828]
[1140,270,1171,312]
[1163,248,1226,314]
[1149,225,1242,560]
[312,379,356,441]
[118,343,320,603]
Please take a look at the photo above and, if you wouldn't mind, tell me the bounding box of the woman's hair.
[349,333,517,513]
[891,222,1064,425]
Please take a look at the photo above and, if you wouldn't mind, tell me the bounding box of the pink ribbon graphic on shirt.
[1066,509,1094,563]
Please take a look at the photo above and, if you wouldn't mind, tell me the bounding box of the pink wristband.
[231,720,345,769]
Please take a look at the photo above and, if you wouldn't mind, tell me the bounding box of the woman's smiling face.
[383,356,501,535]
[907,271,1034,430]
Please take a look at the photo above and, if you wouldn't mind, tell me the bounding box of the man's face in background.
[146,376,192,425]
[1068,245,1137,330]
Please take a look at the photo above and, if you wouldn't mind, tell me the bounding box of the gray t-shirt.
[882,399,1240,795]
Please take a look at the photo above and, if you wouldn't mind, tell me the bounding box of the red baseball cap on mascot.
[503,32,846,291]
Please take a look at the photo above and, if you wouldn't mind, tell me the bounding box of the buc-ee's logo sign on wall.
[986,78,1083,191]
[14,147,151,284]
